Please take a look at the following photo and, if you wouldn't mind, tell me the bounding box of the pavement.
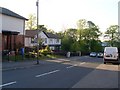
[1,58,71,71]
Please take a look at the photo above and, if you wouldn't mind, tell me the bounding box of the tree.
[105,25,119,47]
[25,14,37,30]
[61,35,71,51]
[47,29,55,34]
[76,20,102,52]
[61,28,77,51]
[38,25,47,31]
[59,19,103,53]
[77,19,87,40]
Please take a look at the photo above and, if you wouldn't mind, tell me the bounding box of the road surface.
[2,56,119,89]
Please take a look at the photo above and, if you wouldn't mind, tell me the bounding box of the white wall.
[0,14,2,33]
[25,37,31,47]
[25,37,37,47]
[2,14,25,34]
[39,31,61,45]
[38,31,48,45]
[48,38,61,45]
[25,31,61,47]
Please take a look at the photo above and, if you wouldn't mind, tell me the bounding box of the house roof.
[25,30,60,39]
[43,31,59,39]
[0,7,28,20]
[25,30,38,37]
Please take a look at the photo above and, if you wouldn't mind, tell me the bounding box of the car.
[103,47,119,64]
[90,52,97,57]
[97,52,103,58]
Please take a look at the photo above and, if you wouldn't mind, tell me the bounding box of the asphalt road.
[2,56,119,89]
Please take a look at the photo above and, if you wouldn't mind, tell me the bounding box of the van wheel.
[104,62,106,64]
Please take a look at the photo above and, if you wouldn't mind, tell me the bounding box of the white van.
[103,47,119,64]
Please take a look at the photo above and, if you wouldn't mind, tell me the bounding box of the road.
[2,56,120,89]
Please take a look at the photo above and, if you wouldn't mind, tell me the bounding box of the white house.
[25,30,61,51]
[0,7,27,52]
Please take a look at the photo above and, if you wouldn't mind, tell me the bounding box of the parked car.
[90,52,97,57]
[103,47,119,64]
[97,52,103,58]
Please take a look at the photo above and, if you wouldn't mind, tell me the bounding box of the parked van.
[103,47,119,64]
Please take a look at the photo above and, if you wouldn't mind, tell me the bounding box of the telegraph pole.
[36,0,39,64]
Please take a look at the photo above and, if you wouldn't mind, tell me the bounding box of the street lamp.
[36,0,39,64]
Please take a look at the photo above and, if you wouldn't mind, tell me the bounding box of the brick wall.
[2,34,25,51]
[16,35,24,49]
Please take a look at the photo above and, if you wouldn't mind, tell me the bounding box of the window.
[56,39,59,43]
[31,38,34,43]
[50,46,54,50]
[49,39,53,43]
[45,38,47,43]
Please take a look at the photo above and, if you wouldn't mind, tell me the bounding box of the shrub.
[39,46,52,56]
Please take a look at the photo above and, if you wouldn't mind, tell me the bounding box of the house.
[25,30,61,51]
[0,7,28,53]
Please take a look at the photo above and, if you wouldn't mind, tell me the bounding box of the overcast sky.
[0,0,119,32]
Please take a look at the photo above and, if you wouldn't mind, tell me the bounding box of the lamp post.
[36,0,39,64]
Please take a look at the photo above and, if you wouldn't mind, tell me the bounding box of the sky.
[0,0,119,33]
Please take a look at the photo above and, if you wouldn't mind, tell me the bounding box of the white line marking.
[74,64,78,66]
[80,62,86,65]
[66,65,75,69]
[36,70,60,77]
[0,81,16,87]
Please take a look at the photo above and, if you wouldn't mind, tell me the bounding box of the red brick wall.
[16,35,24,49]
[2,34,25,50]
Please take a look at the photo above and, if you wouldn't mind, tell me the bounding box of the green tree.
[60,19,103,53]
[25,14,37,30]
[61,35,71,51]
[77,20,102,52]
[77,19,87,40]
[38,25,47,31]
[105,25,119,47]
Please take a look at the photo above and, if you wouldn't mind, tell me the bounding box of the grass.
[3,55,24,61]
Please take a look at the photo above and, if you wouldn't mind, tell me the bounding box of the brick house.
[0,7,28,54]
[25,30,61,51]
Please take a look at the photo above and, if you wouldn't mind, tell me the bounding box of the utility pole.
[36,0,39,64]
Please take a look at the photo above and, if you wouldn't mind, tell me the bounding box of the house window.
[49,39,53,43]
[50,46,54,50]
[45,38,47,43]
[56,39,59,43]
[31,38,34,43]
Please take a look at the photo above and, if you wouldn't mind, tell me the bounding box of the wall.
[38,31,48,45]
[39,31,61,46]
[48,38,61,45]
[0,14,2,33]
[0,11,2,63]
[25,37,37,47]
[2,14,24,34]
[24,31,61,48]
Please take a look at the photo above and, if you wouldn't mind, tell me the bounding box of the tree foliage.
[25,14,37,30]
[105,25,120,47]
[60,19,103,53]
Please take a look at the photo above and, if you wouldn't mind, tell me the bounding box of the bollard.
[67,52,70,58]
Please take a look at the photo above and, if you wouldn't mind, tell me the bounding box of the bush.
[39,46,52,56]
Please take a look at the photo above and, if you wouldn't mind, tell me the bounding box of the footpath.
[1,58,71,71]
